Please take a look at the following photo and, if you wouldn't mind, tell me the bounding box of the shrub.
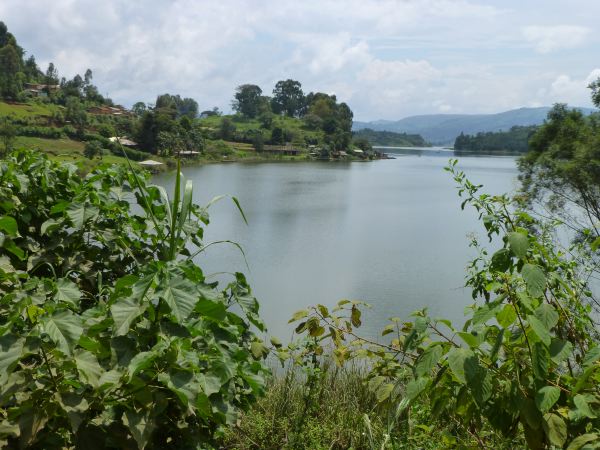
[0,150,268,448]
[287,160,600,449]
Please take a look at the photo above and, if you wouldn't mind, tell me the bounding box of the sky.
[1,0,599,121]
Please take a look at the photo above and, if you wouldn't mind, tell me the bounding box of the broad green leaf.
[543,413,567,447]
[0,216,19,237]
[74,349,103,388]
[508,231,529,258]
[60,393,89,433]
[41,310,83,356]
[549,339,573,365]
[198,373,222,396]
[528,315,551,346]
[472,302,501,325]
[406,377,429,400]
[496,304,517,328]
[522,264,546,298]
[66,202,99,230]
[464,355,492,405]
[158,371,198,407]
[446,347,473,384]
[535,386,561,413]
[127,351,156,379]
[351,305,361,327]
[123,409,155,450]
[490,248,511,272]
[534,304,559,330]
[0,334,24,375]
[457,332,480,348]
[55,278,81,308]
[532,341,549,380]
[582,345,600,368]
[18,410,48,447]
[40,218,61,235]
[489,328,504,363]
[415,345,443,376]
[98,370,122,389]
[376,383,394,402]
[573,394,596,418]
[289,309,308,323]
[111,297,148,336]
[250,341,268,359]
[195,299,226,321]
[157,273,197,322]
[567,434,599,450]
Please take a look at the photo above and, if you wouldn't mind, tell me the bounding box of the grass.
[198,114,324,145]
[12,136,135,173]
[220,362,525,450]
[0,100,62,118]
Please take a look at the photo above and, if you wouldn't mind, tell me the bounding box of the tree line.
[454,125,538,153]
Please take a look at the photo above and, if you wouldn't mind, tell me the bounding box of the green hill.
[354,106,598,145]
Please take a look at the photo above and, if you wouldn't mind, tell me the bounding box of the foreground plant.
[0,150,268,449]
[289,160,600,449]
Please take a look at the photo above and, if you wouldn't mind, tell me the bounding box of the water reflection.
[154,153,518,340]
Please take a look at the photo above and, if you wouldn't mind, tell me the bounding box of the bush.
[16,125,63,139]
[286,160,600,449]
[0,150,268,448]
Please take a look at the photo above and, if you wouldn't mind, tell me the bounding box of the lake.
[154,149,519,340]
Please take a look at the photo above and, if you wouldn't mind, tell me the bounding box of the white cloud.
[0,0,598,119]
[522,25,591,53]
[358,59,440,83]
[543,68,600,105]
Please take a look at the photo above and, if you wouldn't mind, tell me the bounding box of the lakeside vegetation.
[351,128,429,148]
[0,22,385,171]
[454,125,538,153]
[2,19,600,450]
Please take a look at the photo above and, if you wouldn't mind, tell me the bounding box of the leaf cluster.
[0,150,268,449]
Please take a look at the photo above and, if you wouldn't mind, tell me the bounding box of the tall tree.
[271,79,305,117]
[232,84,263,118]
[0,44,23,99]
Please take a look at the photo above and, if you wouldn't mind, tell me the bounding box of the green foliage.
[0,150,268,448]
[0,118,16,155]
[454,126,538,153]
[353,128,429,148]
[518,97,600,238]
[83,140,103,159]
[287,160,600,449]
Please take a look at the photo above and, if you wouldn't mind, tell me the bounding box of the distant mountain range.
[353,107,597,145]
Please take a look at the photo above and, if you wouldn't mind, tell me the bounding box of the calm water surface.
[155,150,518,339]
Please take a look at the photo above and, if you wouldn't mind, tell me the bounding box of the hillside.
[354,106,597,145]
[351,128,429,147]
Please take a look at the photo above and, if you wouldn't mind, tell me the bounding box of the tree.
[155,94,198,118]
[518,91,600,239]
[83,140,103,159]
[271,79,305,117]
[270,127,284,145]
[45,62,59,86]
[232,84,263,118]
[252,132,265,152]
[0,118,16,155]
[219,117,236,140]
[0,44,23,99]
[132,102,147,117]
[65,97,87,136]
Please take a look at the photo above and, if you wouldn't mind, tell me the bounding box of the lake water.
[154,149,519,340]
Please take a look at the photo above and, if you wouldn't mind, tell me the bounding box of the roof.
[138,160,163,166]
[109,137,138,147]
[353,149,364,153]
